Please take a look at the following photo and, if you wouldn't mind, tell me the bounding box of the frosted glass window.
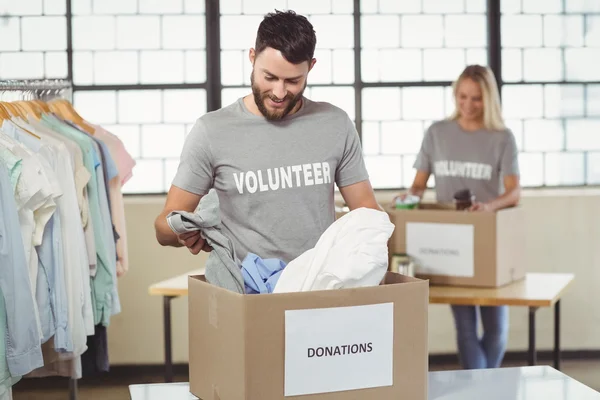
[221,51,245,85]
[0,18,20,51]
[163,89,207,123]
[118,91,162,123]
[331,50,354,84]
[364,156,403,189]
[502,49,523,82]
[501,16,543,48]
[361,16,400,49]
[184,0,205,13]
[116,16,161,50]
[222,88,251,107]
[242,0,282,15]
[465,0,486,13]
[288,0,332,14]
[586,153,600,184]
[501,0,522,14]
[142,124,186,158]
[310,15,353,49]
[103,125,141,158]
[518,153,544,186]
[93,0,137,15]
[361,122,381,155]
[544,85,584,118]
[309,50,333,85]
[122,160,165,194]
[45,52,68,79]
[0,52,44,79]
[94,51,139,84]
[423,0,464,14]
[565,0,600,13]
[587,85,600,116]
[445,15,487,47]
[73,52,94,84]
[72,0,92,15]
[21,17,67,51]
[4,0,43,15]
[220,0,243,14]
[332,0,353,14]
[523,120,564,152]
[140,51,185,84]
[220,16,263,50]
[566,120,600,151]
[139,0,183,14]
[73,16,116,50]
[423,49,466,81]
[505,120,524,151]
[544,15,584,48]
[545,153,585,186]
[362,88,401,121]
[465,49,487,68]
[401,16,444,48]
[502,85,544,119]
[402,87,446,120]
[73,91,118,124]
[565,49,600,81]
[381,121,424,155]
[523,49,563,82]
[586,16,600,46]
[376,0,421,14]
[522,0,562,13]
[162,16,206,50]
[185,51,207,83]
[165,159,182,189]
[44,0,67,15]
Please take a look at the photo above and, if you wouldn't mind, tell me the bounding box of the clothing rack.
[0,79,73,101]
[0,78,78,400]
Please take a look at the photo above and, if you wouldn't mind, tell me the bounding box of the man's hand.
[177,231,212,255]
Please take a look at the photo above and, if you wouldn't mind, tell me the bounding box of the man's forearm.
[154,213,183,247]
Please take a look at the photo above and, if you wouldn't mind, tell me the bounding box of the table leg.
[69,378,78,400]
[528,307,538,366]
[554,300,561,370]
[164,295,175,383]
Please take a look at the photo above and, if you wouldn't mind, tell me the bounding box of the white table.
[129,366,599,399]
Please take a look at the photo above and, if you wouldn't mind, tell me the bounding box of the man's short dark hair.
[255,10,317,64]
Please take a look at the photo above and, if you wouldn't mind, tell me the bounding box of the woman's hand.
[469,202,492,212]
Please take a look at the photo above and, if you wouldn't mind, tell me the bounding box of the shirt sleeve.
[335,116,370,188]
[413,125,434,173]
[171,119,215,195]
[500,130,520,176]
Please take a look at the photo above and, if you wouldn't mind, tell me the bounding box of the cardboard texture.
[188,272,428,400]
[387,203,526,288]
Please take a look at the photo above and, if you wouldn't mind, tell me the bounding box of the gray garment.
[171,96,369,263]
[167,189,245,294]
[413,119,520,203]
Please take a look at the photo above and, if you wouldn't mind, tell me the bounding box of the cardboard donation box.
[188,272,428,400]
[387,203,526,288]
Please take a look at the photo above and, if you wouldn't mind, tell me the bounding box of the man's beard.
[251,72,305,121]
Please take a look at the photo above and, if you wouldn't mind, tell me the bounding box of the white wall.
[106,189,600,365]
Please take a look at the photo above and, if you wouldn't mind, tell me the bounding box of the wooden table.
[129,366,599,400]
[148,271,574,383]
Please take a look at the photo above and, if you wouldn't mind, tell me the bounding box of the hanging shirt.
[91,125,131,277]
[0,162,44,376]
[41,114,117,327]
[25,116,95,337]
[0,132,55,343]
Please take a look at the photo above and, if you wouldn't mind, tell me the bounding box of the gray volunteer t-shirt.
[172,96,369,263]
[413,120,519,203]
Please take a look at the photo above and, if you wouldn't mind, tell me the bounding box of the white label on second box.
[284,303,394,397]
[406,222,474,277]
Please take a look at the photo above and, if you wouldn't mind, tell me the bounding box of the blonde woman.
[400,65,521,369]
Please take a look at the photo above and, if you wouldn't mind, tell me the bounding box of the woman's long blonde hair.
[449,65,506,131]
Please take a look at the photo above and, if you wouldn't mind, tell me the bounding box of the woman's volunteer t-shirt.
[413,120,520,203]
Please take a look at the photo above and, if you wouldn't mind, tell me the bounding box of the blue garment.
[3,120,72,352]
[451,305,509,369]
[241,253,286,294]
[0,163,43,376]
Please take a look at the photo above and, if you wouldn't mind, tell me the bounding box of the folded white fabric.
[273,207,395,293]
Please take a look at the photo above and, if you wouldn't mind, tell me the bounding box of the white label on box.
[284,303,394,397]
[406,222,474,278]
